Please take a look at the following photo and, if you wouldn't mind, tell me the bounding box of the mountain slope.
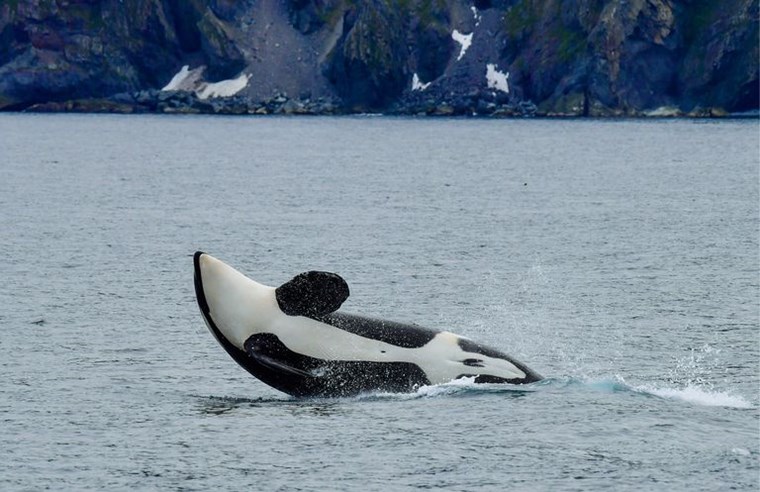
[0,0,756,115]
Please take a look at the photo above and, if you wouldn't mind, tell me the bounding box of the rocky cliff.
[0,0,756,115]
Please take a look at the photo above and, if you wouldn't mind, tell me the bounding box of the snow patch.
[412,73,431,91]
[486,63,509,93]
[162,65,204,92]
[161,65,251,100]
[162,65,190,91]
[644,106,681,117]
[471,6,481,26]
[452,30,473,61]
[197,73,251,100]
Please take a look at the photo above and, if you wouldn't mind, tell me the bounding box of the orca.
[193,252,542,397]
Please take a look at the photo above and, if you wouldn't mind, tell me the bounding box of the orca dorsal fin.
[275,271,349,317]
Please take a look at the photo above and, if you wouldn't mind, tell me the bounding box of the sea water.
[0,114,757,490]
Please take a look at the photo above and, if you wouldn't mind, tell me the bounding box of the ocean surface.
[1,114,758,491]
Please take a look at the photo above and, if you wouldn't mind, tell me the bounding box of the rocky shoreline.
[19,89,752,119]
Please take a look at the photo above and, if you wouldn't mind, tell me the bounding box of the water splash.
[415,376,537,398]
[666,343,727,387]
[352,376,539,401]
[353,376,753,409]
[558,376,753,409]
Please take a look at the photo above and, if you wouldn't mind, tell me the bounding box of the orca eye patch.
[462,358,485,367]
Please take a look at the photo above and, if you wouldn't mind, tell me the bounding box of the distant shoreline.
[3,91,757,120]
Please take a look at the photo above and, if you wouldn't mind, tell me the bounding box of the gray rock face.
[325,2,410,110]
[0,0,243,109]
[0,0,756,115]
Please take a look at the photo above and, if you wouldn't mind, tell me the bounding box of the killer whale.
[193,252,542,397]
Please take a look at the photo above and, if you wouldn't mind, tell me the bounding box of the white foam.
[486,63,509,93]
[452,30,473,61]
[731,447,751,456]
[639,384,753,409]
[416,376,478,397]
[411,73,431,91]
[357,376,480,400]
[197,73,251,100]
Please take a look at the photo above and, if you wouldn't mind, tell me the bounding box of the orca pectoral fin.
[245,342,313,378]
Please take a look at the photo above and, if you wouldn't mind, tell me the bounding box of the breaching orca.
[193,252,542,397]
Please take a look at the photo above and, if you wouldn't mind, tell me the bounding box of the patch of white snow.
[162,65,190,91]
[162,65,189,91]
[162,65,204,91]
[644,106,681,117]
[412,73,431,91]
[451,30,473,61]
[486,63,509,93]
[471,6,481,26]
[197,73,251,100]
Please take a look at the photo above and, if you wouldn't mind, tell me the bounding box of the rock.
[709,107,730,118]
[538,92,586,117]
[518,100,537,117]
[678,0,759,113]
[0,0,755,115]
[279,98,306,114]
[26,99,136,113]
[325,1,409,111]
[285,0,340,34]
[432,104,455,116]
